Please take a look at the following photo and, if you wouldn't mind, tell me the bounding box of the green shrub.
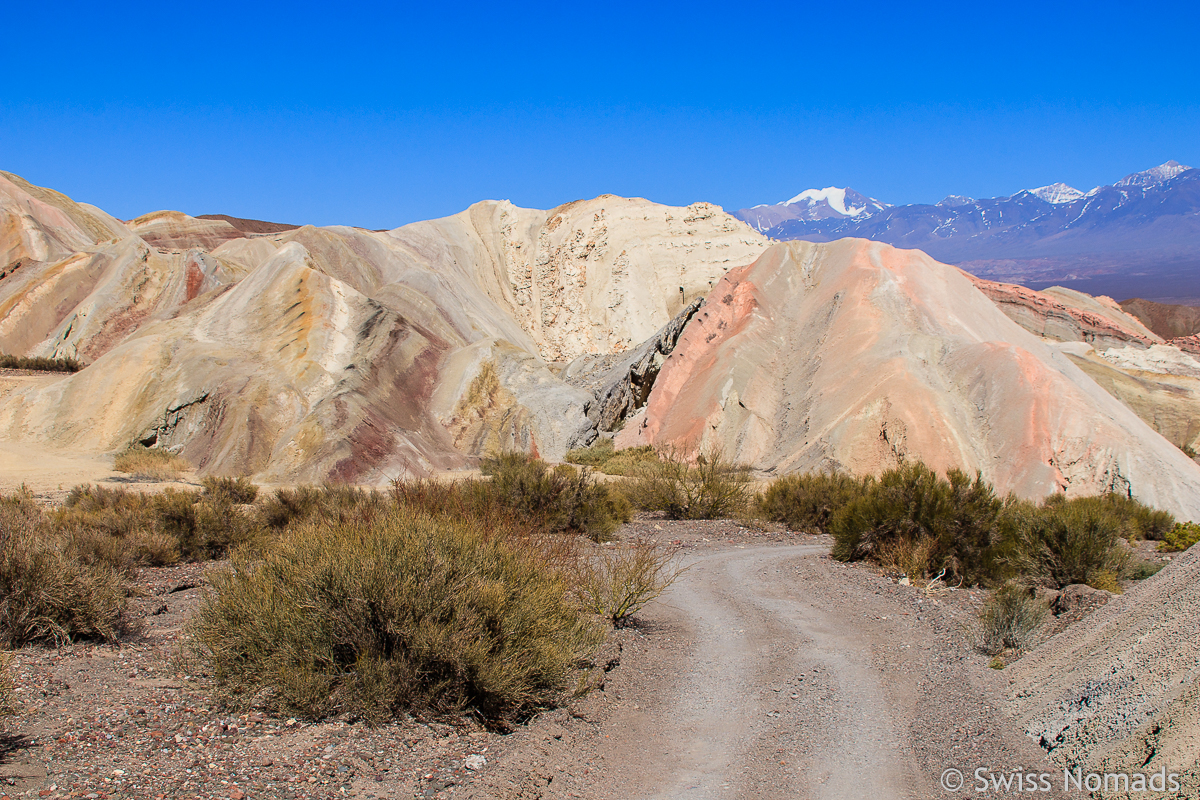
[1160,521,1200,552]
[477,453,631,541]
[1004,496,1130,589]
[756,471,872,533]
[575,539,685,626]
[0,353,83,372]
[256,485,387,531]
[202,476,259,505]
[976,583,1047,655]
[1126,559,1166,580]
[112,444,189,481]
[622,447,752,520]
[565,438,616,467]
[831,463,1005,583]
[0,494,128,646]
[1094,493,1175,540]
[189,507,601,723]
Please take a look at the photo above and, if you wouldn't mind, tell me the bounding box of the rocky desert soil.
[0,513,1091,800]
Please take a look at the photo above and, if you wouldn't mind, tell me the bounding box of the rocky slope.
[1007,547,1200,797]
[614,239,1200,517]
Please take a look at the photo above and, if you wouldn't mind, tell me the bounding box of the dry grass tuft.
[975,583,1048,655]
[113,445,189,481]
[201,476,259,505]
[0,353,83,372]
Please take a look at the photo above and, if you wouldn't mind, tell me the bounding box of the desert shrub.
[830,463,1005,583]
[1004,496,1130,589]
[622,447,752,520]
[0,353,83,372]
[256,485,387,531]
[565,440,659,476]
[202,476,259,505]
[477,453,631,541]
[1095,493,1175,540]
[575,538,685,626]
[0,495,127,646]
[975,583,1047,655]
[112,444,189,481]
[189,507,601,723]
[154,490,262,561]
[1159,521,1200,552]
[1126,559,1166,580]
[756,471,872,533]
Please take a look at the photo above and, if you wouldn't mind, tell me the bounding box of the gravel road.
[476,534,1068,800]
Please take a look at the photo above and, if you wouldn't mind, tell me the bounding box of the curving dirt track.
[472,531,1068,800]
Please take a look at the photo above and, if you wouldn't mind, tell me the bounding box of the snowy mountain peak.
[937,195,976,208]
[1027,183,1086,204]
[781,187,887,219]
[1115,160,1193,188]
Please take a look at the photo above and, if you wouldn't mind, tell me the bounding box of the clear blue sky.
[4,1,1198,228]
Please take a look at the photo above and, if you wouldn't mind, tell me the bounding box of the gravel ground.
[0,515,1122,799]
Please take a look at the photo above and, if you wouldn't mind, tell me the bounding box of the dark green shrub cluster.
[830,463,1004,584]
[1003,496,1130,589]
[622,447,752,520]
[189,507,602,723]
[0,490,128,646]
[0,353,83,372]
[755,471,872,533]
[1158,521,1200,552]
[565,439,659,476]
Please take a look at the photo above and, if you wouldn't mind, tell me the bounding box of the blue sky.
[4,1,1198,228]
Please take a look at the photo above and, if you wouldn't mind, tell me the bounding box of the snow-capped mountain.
[734,161,1200,302]
[738,187,888,233]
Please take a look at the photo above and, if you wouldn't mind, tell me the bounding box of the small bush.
[256,485,387,531]
[831,463,1005,583]
[1005,497,1130,589]
[565,440,659,476]
[478,453,631,541]
[622,447,752,520]
[0,353,83,372]
[1160,521,1200,552]
[0,494,127,646]
[113,445,189,481]
[1126,559,1166,580]
[756,471,871,533]
[189,507,601,723]
[1095,493,1175,541]
[575,539,685,626]
[975,583,1047,655]
[202,476,259,505]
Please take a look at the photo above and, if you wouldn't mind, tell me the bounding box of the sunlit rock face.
[615,240,1200,519]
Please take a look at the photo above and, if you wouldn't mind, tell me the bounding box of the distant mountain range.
[735,161,1200,303]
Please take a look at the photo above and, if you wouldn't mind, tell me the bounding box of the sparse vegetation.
[576,538,685,627]
[0,651,13,716]
[478,452,631,541]
[622,447,752,520]
[113,444,190,482]
[755,471,872,533]
[565,438,660,476]
[1159,521,1200,552]
[975,583,1048,655]
[0,489,128,646]
[201,476,259,505]
[189,506,602,723]
[1125,559,1166,581]
[0,353,83,372]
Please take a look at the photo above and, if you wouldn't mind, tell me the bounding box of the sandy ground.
[0,515,1089,800]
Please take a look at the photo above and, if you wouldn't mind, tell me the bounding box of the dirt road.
[476,529,1067,800]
